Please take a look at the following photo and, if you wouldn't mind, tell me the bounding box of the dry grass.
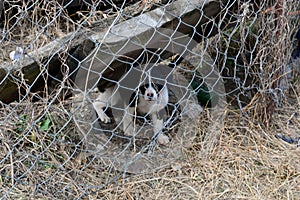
[94,100,300,199]
[0,87,299,199]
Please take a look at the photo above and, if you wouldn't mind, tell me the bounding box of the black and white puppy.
[123,81,169,144]
[92,77,170,145]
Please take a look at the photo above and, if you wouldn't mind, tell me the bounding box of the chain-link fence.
[0,0,299,198]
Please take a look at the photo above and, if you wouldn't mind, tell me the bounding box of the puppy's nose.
[147,93,154,98]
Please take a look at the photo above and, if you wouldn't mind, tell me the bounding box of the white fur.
[123,83,169,145]
[93,82,170,145]
[92,87,120,123]
[154,119,169,145]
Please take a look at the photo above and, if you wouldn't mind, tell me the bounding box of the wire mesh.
[0,0,299,198]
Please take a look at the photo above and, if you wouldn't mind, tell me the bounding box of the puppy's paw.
[157,134,169,145]
[98,112,111,123]
[93,101,111,123]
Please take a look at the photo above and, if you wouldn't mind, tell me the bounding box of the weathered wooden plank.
[0,0,233,103]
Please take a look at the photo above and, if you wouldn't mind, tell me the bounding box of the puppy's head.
[143,84,158,102]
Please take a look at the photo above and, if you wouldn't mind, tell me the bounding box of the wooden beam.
[0,0,239,103]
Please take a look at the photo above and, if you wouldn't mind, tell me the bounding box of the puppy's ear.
[153,83,164,94]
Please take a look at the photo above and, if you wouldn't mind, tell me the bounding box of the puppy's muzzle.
[146,92,154,100]
[145,92,155,101]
